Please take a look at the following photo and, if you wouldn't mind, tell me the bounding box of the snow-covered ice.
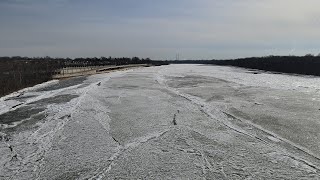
[1,64,320,179]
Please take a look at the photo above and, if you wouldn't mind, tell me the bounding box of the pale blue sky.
[0,0,320,59]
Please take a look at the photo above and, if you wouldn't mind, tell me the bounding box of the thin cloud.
[0,0,319,59]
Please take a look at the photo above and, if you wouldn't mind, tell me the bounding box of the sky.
[0,0,320,60]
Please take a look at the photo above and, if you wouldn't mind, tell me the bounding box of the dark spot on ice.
[112,136,121,145]
[0,106,45,125]
[173,113,177,125]
[11,103,23,109]
[11,154,18,161]
[3,112,46,134]
[59,114,71,120]
[9,145,13,152]
[29,94,79,106]
[37,76,87,91]
[6,95,36,101]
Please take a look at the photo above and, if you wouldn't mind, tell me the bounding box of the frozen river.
[1,64,320,179]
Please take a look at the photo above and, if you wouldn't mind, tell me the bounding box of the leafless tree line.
[169,55,320,76]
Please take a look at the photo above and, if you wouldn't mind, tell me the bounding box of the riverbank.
[52,64,151,79]
[0,64,152,98]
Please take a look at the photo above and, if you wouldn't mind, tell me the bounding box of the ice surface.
[1,65,320,179]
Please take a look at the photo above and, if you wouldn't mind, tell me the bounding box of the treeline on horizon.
[0,56,156,97]
[2,55,319,97]
[169,55,320,76]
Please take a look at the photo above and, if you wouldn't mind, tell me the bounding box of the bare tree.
[305,53,314,57]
